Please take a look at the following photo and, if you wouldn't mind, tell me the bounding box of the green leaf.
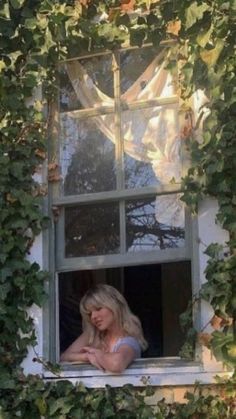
[9,0,25,9]
[211,331,234,362]
[35,397,47,415]
[196,25,213,48]
[0,2,10,18]
[40,27,57,54]
[204,243,224,258]
[49,398,72,416]
[0,283,11,300]
[130,27,146,47]
[24,18,38,30]
[0,301,7,314]
[36,14,48,30]
[200,40,224,67]
[0,60,6,72]
[185,2,209,29]
[0,373,15,389]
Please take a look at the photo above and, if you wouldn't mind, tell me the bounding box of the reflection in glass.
[59,54,113,112]
[126,197,185,252]
[65,203,120,257]
[122,105,181,189]
[124,154,157,189]
[60,116,116,195]
[120,46,176,99]
[120,47,159,94]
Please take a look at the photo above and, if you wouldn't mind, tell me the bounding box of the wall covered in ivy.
[0,0,235,417]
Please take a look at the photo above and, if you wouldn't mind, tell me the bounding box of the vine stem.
[32,348,62,378]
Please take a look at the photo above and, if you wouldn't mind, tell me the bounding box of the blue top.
[111,337,141,358]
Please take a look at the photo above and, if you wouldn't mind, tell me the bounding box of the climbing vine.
[0,0,235,416]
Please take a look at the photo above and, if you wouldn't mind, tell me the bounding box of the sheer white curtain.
[61,51,189,228]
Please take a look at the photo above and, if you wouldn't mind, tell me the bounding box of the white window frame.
[41,46,230,386]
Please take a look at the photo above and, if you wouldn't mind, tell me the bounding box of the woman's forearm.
[61,345,135,372]
[79,346,135,373]
[94,352,128,373]
[60,352,89,363]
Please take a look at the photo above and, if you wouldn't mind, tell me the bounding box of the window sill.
[43,357,230,387]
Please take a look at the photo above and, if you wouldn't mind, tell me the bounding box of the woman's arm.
[60,332,90,362]
[81,345,136,373]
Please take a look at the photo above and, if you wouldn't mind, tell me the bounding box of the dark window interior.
[59,261,192,358]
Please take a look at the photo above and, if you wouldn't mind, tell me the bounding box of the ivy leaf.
[198,332,212,348]
[24,18,38,30]
[9,0,25,9]
[0,301,7,314]
[97,23,116,41]
[166,19,181,36]
[49,398,72,415]
[185,2,209,29]
[0,2,10,19]
[8,51,23,69]
[0,372,15,389]
[0,59,6,72]
[200,40,224,67]
[196,25,213,48]
[130,27,146,46]
[120,0,135,12]
[210,314,224,330]
[38,27,56,55]
[204,243,224,258]
[35,397,47,415]
[211,330,234,365]
[0,283,11,300]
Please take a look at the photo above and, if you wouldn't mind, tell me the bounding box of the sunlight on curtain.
[61,51,186,228]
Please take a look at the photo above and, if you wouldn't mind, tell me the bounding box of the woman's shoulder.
[112,336,141,357]
[117,336,140,345]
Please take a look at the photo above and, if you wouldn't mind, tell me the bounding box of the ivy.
[0,0,235,415]
[0,372,235,418]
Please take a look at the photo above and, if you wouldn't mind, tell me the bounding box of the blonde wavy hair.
[80,284,148,351]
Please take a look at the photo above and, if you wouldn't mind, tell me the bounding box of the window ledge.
[43,357,231,387]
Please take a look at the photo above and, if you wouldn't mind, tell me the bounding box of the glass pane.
[60,115,116,195]
[120,46,176,99]
[59,54,113,112]
[65,203,120,257]
[122,105,182,189]
[126,196,185,252]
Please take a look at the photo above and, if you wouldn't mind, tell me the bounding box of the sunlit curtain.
[62,51,189,228]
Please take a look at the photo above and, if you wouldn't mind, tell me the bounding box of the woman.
[60,284,148,373]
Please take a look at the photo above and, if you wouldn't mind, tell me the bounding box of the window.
[59,261,192,358]
[48,45,195,368]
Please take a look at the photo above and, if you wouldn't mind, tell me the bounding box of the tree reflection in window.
[64,139,184,257]
[126,198,184,252]
[65,203,120,257]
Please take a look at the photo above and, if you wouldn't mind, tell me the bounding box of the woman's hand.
[62,344,136,373]
[80,347,105,370]
[81,345,137,373]
[86,353,104,371]
[60,331,90,362]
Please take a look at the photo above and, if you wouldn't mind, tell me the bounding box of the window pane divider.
[120,96,179,111]
[56,207,65,263]
[120,200,126,253]
[59,50,112,63]
[59,96,179,120]
[55,247,190,272]
[113,51,124,190]
[60,106,115,119]
[58,39,177,64]
[52,184,182,207]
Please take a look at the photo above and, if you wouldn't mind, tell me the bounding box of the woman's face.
[88,306,116,332]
